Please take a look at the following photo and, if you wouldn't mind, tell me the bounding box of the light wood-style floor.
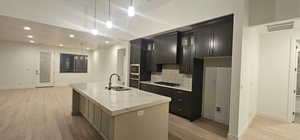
[1,87,299,140]
[0,86,227,140]
[241,115,300,140]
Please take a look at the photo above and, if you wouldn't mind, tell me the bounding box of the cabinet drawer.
[140,83,160,94]
[170,95,187,116]
[140,83,170,97]
[129,79,139,88]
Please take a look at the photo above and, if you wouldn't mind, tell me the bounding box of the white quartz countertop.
[71,82,171,116]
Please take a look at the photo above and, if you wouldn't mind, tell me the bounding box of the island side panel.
[113,103,169,140]
[72,90,80,116]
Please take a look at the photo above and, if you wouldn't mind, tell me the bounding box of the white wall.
[0,40,92,89]
[238,26,260,136]
[53,48,92,86]
[257,29,300,121]
[90,43,129,85]
[250,0,300,25]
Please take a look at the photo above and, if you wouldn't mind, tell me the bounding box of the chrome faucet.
[108,73,121,90]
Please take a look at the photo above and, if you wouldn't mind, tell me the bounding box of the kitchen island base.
[72,90,169,140]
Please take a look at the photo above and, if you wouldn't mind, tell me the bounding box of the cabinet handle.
[208,48,210,56]
[177,99,183,102]
[211,32,215,55]
[178,108,183,112]
[176,91,185,94]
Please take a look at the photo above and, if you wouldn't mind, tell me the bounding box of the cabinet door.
[79,95,85,115]
[84,98,89,118]
[144,43,162,72]
[154,33,178,64]
[180,35,194,74]
[94,107,102,132]
[101,111,113,140]
[212,20,233,56]
[88,101,95,123]
[194,26,213,58]
[130,40,141,64]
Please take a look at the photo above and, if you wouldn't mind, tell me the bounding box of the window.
[60,53,88,73]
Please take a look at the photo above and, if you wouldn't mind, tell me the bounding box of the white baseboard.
[256,113,288,123]
[227,133,239,140]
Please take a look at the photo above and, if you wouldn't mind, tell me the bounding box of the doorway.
[36,49,54,87]
[117,48,126,85]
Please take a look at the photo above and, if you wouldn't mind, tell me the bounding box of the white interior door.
[36,49,54,87]
[203,67,231,125]
[215,67,231,125]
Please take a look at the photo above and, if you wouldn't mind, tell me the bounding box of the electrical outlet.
[216,107,221,112]
[137,110,144,116]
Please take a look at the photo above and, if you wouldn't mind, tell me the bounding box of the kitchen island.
[71,83,171,140]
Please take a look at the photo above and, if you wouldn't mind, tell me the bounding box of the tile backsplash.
[151,65,192,90]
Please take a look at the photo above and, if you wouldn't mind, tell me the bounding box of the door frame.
[288,37,300,123]
[35,48,55,87]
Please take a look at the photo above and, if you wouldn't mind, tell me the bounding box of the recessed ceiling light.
[86,48,90,50]
[59,44,64,47]
[29,40,35,43]
[105,41,110,44]
[69,34,75,38]
[90,29,99,36]
[27,35,34,38]
[24,26,31,31]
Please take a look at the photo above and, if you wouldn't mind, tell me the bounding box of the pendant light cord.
[108,0,111,20]
[130,0,133,6]
[94,0,97,29]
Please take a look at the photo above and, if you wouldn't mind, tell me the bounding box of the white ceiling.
[0,15,121,50]
[0,0,237,44]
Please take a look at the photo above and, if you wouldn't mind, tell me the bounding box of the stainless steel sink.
[108,86,131,91]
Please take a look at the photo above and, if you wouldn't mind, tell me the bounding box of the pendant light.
[106,0,113,29]
[128,0,135,17]
[91,0,99,35]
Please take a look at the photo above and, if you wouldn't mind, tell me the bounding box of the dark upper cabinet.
[144,41,162,72]
[154,32,182,64]
[194,15,233,58]
[179,33,195,74]
[194,25,212,59]
[130,39,141,64]
[212,19,233,56]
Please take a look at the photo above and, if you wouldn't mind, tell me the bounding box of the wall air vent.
[267,21,294,32]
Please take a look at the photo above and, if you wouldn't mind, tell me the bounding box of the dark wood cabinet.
[194,15,233,58]
[140,83,200,121]
[129,79,139,88]
[153,32,182,64]
[130,40,142,64]
[179,33,194,74]
[194,25,212,58]
[144,41,162,73]
[212,19,233,56]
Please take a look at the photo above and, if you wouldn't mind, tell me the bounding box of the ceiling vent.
[267,21,294,32]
